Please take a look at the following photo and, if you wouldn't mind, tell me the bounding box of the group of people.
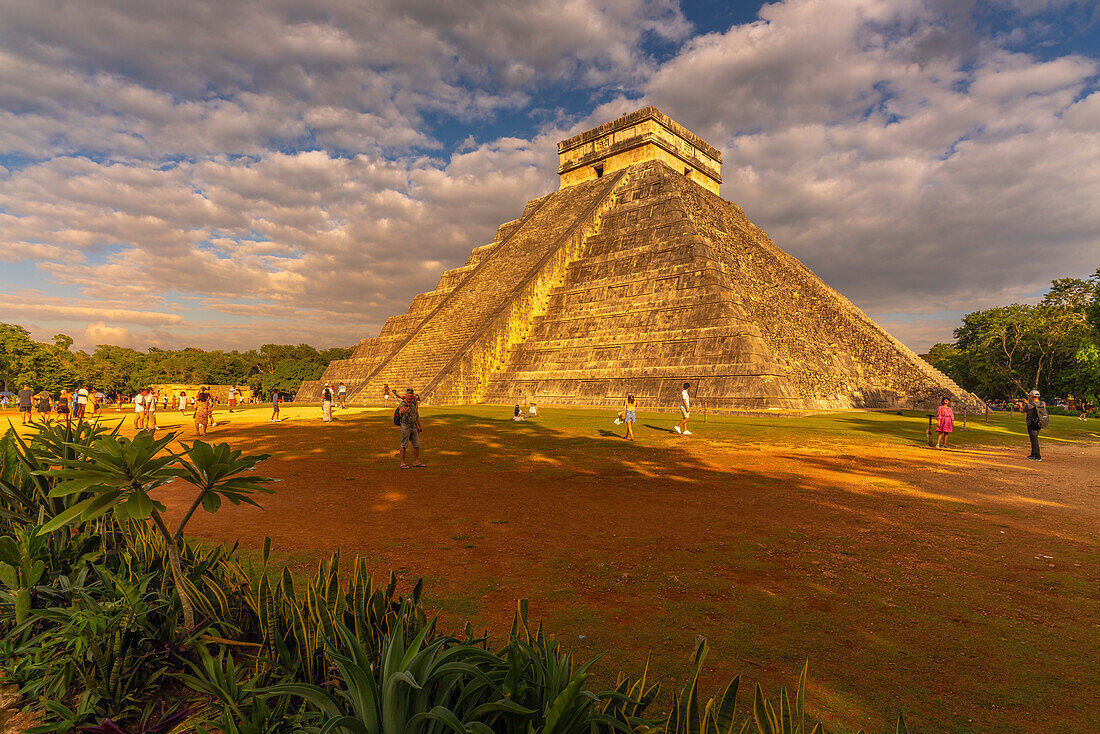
[11,384,99,424]
[931,389,1049,460]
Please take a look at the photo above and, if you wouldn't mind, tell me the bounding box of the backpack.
[393,407,402,426]
[1036,403,1049,430]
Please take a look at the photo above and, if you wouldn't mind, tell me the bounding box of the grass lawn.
[7,403,1098,733]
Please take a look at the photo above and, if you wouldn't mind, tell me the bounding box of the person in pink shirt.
[935,397,955,449]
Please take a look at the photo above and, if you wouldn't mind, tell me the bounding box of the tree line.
[923,270,1100,402]
[0,322,350,398]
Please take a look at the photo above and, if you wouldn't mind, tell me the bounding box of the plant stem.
[173,492,205,544]
[149,507,195,630]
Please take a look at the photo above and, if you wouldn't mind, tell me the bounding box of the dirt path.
[144,406,1100,734]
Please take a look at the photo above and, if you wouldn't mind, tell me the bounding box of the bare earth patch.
[12,404,1094,733]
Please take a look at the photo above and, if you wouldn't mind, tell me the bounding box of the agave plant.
[249,539,431,685]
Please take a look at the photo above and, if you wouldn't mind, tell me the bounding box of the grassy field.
[5,403,1098,733]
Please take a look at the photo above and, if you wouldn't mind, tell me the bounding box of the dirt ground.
[8,404,1098,733]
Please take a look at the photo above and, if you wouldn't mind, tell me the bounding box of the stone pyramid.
[298,107,982,411]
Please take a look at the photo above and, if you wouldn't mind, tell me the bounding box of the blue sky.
[0,0,1097,353]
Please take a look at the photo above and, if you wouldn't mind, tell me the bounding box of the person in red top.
[935,397,954,449]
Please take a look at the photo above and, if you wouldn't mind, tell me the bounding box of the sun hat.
[1028,389,1041,396]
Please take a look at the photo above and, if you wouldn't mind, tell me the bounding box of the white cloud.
[0,0,1096,356]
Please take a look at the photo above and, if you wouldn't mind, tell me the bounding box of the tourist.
[228,385,238,413]
[161,393,168,410]
[194,386,212,435]
[512,404,525,421]
[529,403,539,417]
[147,390,158,431]
[383,383,391,404]
[623,392,638,441]
[321,383,334,422]
[37,390,53,422]
[396,388,424,468]
[1020,390,1048,462]
[18,384,32,424]
[74,385,89,419]
[0,395,7,410]
[675,382,693,435]
[338,382,347,408]
[133,388,148,430]
[178,391,188,414]
[270,391,281,422]
[935,397,954,449]
[56,389,71,420]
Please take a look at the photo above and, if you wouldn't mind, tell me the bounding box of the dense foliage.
[923,271,1100,401]
[0,323,351,398]
[1,420,913,733]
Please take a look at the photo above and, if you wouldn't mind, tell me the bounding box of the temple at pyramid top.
[557,107,722,194]
[297,106,982,413]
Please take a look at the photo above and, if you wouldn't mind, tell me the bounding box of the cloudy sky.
[0,0,1097,353]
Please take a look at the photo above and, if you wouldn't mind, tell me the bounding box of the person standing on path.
[321,384,334,422]
[228,386,238,413]
[675,382,693,435]
[74,385,89,420]
[1020,389,1048,461]
[338,382,347,409]
[623,392,638,441]
[934,397,954,449]
[397,388,424,469]
[37,390,53,422]
[270,392,281,422]
[56,390,71,420]
[18,385,32,424]
[133,389,148,430]
[194,386,212,435]
[146,390,158,431]
[178,391,188,414]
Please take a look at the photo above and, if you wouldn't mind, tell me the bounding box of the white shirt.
[682,389,690,409]
[229,388,236,399]
[134,394,146,412]
[76,388,89,404]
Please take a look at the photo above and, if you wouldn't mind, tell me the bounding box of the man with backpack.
[1021,389,1048,462]
[394,388,424,469]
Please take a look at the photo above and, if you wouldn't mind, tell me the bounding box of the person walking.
[338,382,347,409]
[675,382,693,435]
[396,388,424,468]
[18,384,32,425]
[37,390,53,422]
[147,390,158,431]
[321,384,334,422]
[227,386,238,413]
[1020,389,1048,461]
[622,392,638,441]
[74,385,89,419]
[56,390,72,420]
[133,389,148,430]
[194,386,212,435]
[270,391,281,422]
[178,391,188,414]
[934,397,954,449]
[383,384,391,404]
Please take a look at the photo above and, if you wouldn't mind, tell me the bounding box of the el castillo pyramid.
[297,107,982,411]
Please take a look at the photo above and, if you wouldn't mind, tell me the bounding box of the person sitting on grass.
[935,397,954,449]
[512,404,526,421]
[623,392,638,441]
[397,388,424,469]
